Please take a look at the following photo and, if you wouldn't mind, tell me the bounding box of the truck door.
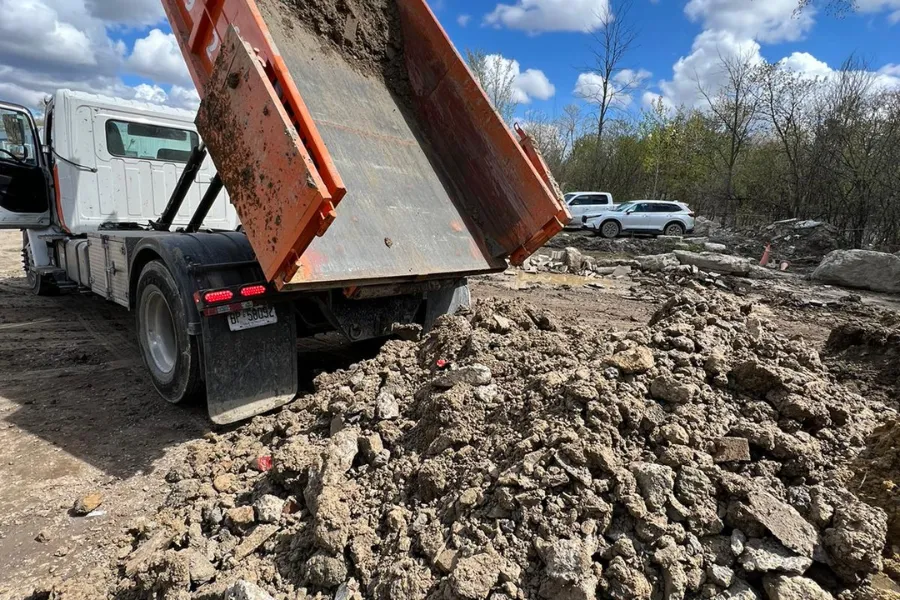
[0,102,51,228]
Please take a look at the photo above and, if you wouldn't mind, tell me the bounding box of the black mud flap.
[201,303,298,425]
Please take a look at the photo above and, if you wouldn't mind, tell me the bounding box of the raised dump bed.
[161,0,568,290]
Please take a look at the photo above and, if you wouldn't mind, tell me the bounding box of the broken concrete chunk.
[713,438,751,463]
[762,575,834,600]
[254,494,286,524]
[449,553,502,600]
[822,501,887,582]
[746,490,818,558]
[226,506,255,527]
[739,539,812,574]
[433,364,493,388]
[651,376,699,404]
[630,462,676,511]
[376,391,400,420]
[224,580,276,600]
[233,524,279,561]
[609,346,655,374]
[306,553,349,588]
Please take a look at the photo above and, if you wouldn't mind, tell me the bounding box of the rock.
[708,565,735,587]
[314,486,352,554]
[660,423,690,445]
[611,265,632,278]
[306,553,348,588]
[435,549,458,574]
[233,524,279,561]
[762,575,834,600]
[705,243,728,253]
[254,494,285,524]
[376,391,400,420]
[637,253,680,273]
[213,473,237,493]
[450,553,502,599]
[35,529,51,543]
[433,364,493,388]
[715,579,762,600]
[631,462,676,511]
[180,548,216,584]
[739,539,812,574]
[609,347,655,374]
[563,247,584,270]
[227,506,255,527]
[745,490,818,558]
[822,501,888,582]
[713,438,751,463]
[812,250,900,293]
[224,580,276,600]
[73,492,103,515]
[674,251,752,276]
[650,376,699,404]
[604,556,652,600]
[359,433,385,463]
[538,538,592,584]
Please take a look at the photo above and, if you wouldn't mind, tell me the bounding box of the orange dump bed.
[161,0,569,290]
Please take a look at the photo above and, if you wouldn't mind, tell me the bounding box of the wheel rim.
[666,224,683,236]
[602,222,618,238]
[141,288,177,375]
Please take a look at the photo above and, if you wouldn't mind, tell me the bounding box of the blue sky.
[0,0,897,117]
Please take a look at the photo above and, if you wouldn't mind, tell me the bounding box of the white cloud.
[641,92,676,114]
[457,14,472,26]
[169,85,201,111]
[855,0,900,23]
[85,0,165,27]
[127,29,192,87]
[484,0,610,33]
[515,68,556,102]
[481,54,556,104]
[657,30,762,108]
[684,0,816,43]
[0,0,195,113]
[575,68,652,108]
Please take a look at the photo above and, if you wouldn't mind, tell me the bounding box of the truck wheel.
[136,260,203,404]
[22,231,58,296]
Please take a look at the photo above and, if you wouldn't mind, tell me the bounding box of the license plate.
[227,305,277,332]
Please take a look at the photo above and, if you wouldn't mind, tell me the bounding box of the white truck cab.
[563,191,615,228]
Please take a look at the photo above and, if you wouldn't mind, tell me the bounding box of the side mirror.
[626,210,635,215]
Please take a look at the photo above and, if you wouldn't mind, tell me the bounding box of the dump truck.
[0,0,568,423]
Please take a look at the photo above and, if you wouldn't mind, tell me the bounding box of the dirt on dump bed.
[45,289,900,600]
[279,0,411,99]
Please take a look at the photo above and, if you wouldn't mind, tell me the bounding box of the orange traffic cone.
[760,244,772,267]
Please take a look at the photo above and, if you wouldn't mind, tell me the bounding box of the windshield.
[0,107,38,166]
[615,202,636,212]
[564,193,577,203]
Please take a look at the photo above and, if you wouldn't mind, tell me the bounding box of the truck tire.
[22,231,58,296]
[136,260,203,404]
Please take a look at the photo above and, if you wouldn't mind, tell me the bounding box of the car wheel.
[136,260,203,404]
[22,231,58,296]
[600,221,620,239]
[664,222,685,236]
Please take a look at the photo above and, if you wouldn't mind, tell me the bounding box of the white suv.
[583,201,695,238]
[564,192,615,227]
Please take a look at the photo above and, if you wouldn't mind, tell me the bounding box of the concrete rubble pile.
[523,247,776,292]
[106,291,894,600]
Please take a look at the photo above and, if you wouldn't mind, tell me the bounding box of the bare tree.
[466,49,519,124]
[581,0,639,186]
[697,48,762,221]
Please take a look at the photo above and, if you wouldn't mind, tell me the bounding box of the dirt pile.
[92,291,897,600]
[824,322,900,408]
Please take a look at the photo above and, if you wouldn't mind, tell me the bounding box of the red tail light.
[240,285,267,298]
[204,290,234,304]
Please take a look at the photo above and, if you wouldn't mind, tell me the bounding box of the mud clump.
[278,0,411,101]
[102,290,897,599]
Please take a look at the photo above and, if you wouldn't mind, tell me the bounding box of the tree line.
[466,11,900,250]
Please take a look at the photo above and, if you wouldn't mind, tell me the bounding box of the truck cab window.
[0,108,39,166]
[105,119,199,162]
